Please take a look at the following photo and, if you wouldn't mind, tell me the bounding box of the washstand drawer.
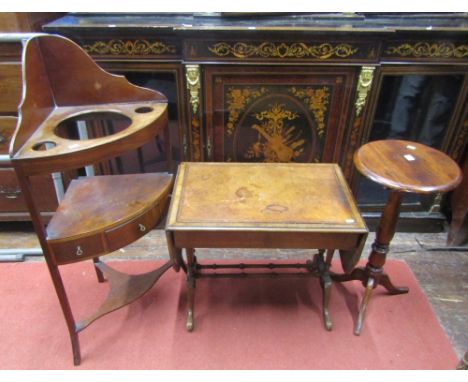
[47,190,169,264]
[105,202,163,253]
[48,234,104,265]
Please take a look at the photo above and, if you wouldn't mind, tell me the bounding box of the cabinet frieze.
[383,40,468,62]
[185,39,381,62]
[81,38,180,59]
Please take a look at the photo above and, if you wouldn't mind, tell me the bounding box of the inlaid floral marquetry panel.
[205,67,356,165]
[225,86,329,163]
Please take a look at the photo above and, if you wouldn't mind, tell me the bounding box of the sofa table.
[166,162,368,332]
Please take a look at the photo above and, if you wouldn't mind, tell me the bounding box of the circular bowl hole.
[134,106,154,114]
[32,141,56,151]
[54,112,132,141]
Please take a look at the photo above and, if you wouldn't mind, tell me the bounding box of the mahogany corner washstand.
[10,34,173,365]
[165,162,368,332]
[334,139,462,335]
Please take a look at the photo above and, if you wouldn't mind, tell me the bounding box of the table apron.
[171,230,363,250]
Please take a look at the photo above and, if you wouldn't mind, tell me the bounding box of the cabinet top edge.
[42,13,468,34]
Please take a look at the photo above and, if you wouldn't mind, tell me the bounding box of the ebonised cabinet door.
[204,66,357,165]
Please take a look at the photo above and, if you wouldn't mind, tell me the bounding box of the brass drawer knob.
[76,246,83,256]
[138,224,146,232]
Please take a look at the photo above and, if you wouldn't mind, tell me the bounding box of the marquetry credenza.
[3,13,468,231]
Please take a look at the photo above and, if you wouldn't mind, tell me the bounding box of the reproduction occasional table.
[334,140,462,335]
[166,162,368,332]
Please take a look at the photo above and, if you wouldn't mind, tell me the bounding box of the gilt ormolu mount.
[10,34,174,365]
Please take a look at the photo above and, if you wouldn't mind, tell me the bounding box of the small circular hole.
[134,106,154,114]
[32,141,56,151]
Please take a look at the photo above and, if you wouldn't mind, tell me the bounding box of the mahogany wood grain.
[37,36,165,106]
[10,34,173,365]
[75,260,174,332]
[168,162,368,273]
[46,173,172,265]
[166,162,368,332]
[11,35,169,175]
[337,139,463,335]
[47,173,171,240]
[172,230,362,251]
[10,38,55,155]
[13,103,168,176]
[354,139,462,194]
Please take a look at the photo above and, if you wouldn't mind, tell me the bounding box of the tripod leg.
[380,273,409,295]
[331,267,366,283]
[354,277,375,336]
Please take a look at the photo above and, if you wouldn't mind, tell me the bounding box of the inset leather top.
[167,162,367,233]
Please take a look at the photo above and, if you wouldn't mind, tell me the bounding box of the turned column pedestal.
[333,140,462,335]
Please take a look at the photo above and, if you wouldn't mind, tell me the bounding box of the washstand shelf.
[10,34,174,365]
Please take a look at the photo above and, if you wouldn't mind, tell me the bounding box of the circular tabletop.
[354,140,462,194]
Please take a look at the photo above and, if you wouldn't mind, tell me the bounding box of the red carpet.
[0,259,458,369]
